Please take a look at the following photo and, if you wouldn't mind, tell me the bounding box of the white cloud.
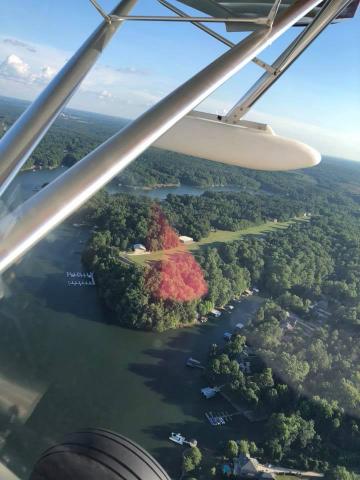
[0,36,68,75]
[0,54,30,81]
[0,35,160,117]
[39,65,56,80]
[98,89,113,100]
[81,87,162,116]
[31,65,56,84]
[0,54,57,88]
[105,65,150,76]
[2,38,36,53]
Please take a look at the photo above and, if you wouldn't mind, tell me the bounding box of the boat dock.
[205,410,235,426]
[66,271,95,286]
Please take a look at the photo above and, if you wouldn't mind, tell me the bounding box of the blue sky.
[0,0,359,160]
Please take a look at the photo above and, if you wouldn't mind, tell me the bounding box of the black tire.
[29,428,171,480]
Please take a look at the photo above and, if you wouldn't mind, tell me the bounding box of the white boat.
[187,357,201,366]
[169,433,185,445]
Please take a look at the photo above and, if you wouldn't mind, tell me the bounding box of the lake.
[0,169,260,479]
[2,167,244,210]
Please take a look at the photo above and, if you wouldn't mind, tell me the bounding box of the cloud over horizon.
[0,54,57,86]
[0,35,163,118]
[2,37,36,53]
[0,54,30,81]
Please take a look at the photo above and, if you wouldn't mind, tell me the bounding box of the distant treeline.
[1,96,359,194]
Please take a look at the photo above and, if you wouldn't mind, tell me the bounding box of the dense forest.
[76,134,359,479]
[194,209,360,477]
[207,334,360,478]
[80,185,312,330]
[81,164,359,330]
[80,167,360,476]
[2,96,360,477]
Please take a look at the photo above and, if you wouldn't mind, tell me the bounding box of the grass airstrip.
[126,218,305,266]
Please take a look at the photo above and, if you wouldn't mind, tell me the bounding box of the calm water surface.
[2,167,243,209]
[0,169,259,479]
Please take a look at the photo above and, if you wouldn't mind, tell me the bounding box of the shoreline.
[20,167,243,190]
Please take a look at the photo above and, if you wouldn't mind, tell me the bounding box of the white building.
[133,243,147,253]
[179,235,194,244]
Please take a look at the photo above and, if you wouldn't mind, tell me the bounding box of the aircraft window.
[0,2,359,479]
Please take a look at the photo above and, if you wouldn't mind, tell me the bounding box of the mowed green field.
[127,219,304,266]
[277,476,301,480]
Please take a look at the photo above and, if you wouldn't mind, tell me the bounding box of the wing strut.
[0,0,138,197]
[224,0,354,123]
[89,0,112,23]
[157,0,276,73]
[0,0,323,275]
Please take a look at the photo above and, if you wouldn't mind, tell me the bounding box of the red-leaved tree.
[145,204,180,252]
[146,252,208,302]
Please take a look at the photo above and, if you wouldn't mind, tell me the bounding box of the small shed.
[133,243,147,253]
[179,235,194,244]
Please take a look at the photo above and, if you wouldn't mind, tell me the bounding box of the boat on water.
[186,357,205,369]
[169,433,185,445]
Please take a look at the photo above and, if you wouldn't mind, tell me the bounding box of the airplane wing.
[177,0,360,29]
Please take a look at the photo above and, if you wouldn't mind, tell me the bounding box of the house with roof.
[233,454,260,477]
[233,454,276,479]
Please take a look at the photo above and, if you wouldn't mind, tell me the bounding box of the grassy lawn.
[277,476,301,480]
[189,220,296,249]
[127,218,304,266]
